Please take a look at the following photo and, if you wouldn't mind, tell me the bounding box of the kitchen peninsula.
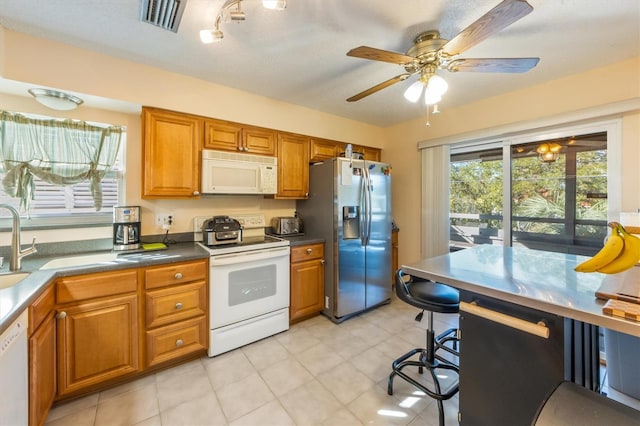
[401,245,640,425]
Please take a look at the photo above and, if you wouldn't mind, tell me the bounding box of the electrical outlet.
[155,214,174,229]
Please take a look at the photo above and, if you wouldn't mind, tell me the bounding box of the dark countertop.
[268,233,325,247]
[0,242,210,335]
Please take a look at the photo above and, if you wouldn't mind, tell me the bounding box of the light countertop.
[402,245,640,338]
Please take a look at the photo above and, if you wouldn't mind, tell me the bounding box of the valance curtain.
[421,144,450,258]
[0,111,123,212]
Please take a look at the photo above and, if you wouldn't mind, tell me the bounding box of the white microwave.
[201,149,278,195]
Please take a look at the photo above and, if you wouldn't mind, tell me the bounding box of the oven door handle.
[210,247,290,266]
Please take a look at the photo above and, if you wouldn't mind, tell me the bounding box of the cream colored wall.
[383,57,640,267]
[0,28,386,244]
[2,27,639,267]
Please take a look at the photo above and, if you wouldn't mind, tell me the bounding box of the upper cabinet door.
[204,119,276,156]
[142,107,203,198]
[275,132,309,199]
[242,125,276,156]
[203,119,242,152]
[309,138,339,163]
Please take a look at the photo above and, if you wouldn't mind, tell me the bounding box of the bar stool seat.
[388,269,460,426]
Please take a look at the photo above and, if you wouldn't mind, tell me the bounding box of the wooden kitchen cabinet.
[275,132,310,199]
[204,118,276,156]
[55,270,140,397]
[391,228,399,286]
[142,107,203,198]
[144,259,208,367]
[29,285,55,426]
[309,138,382,163]
[358,145,382,162]
[290,243,325,323]
[309,137,339,163]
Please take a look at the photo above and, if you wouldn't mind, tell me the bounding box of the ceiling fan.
[345,0,540,103]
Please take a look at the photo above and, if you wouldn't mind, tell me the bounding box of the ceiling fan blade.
[346,74,411,102]
[347,46,415,65]
[447,57,539,73]
[441,0,534,57]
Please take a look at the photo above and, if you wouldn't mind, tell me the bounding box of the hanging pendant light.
[536,142,562,163]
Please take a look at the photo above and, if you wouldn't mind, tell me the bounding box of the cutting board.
[603,299,640,322]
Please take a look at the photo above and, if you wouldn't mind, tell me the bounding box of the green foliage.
[450,146,608,241]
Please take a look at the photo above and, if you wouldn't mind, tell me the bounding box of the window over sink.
[0,111,125,228]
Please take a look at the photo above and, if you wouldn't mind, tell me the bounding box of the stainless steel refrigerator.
[297,157,392,323]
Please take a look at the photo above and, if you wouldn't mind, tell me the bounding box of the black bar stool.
[388,269,460,426]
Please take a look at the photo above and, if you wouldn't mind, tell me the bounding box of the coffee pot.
[113,206,141,251]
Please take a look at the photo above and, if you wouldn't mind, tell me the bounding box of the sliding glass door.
[449,121,618,256]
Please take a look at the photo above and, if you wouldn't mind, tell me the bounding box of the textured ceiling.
[0,0,639,127]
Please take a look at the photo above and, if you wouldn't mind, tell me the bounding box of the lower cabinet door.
[290,259,324,322]
[146,316,207,368]
[29,313,56,426]
[57,294,140,397]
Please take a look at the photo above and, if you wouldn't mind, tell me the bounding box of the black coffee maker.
[113,206,141,251]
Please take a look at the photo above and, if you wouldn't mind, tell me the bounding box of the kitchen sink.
[0,272,30,289]
[39,253,119,270]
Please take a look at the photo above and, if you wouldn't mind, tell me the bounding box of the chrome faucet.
[0,204,37,271]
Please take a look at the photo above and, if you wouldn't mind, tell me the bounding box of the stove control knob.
[174,272,183,280]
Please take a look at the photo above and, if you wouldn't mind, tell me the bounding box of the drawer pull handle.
[460,301,549,339]
[57,311,67,319]
[306,248,313,254]
[174,272,183,280]
[175,302,183,310]
[175,339,184,347]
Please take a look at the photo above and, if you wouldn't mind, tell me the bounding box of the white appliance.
[0,310,28,426]
[194,214,290,356]
[201,149,278,195]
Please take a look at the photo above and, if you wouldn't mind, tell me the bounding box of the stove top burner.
[198,234,289,256]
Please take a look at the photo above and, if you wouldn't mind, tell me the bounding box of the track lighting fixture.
[200,0,287,44]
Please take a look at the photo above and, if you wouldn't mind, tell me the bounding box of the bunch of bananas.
[575,222,640,274]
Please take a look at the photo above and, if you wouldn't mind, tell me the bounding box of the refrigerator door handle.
[364,166,372,246]
[360,167,366,245]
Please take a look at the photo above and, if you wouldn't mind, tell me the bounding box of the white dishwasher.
[0,310,28,426]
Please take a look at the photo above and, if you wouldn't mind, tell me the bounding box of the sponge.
[142,242,168,251]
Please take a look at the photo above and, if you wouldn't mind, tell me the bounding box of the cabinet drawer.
[145,260,207,290]
[291,243,324,263]
[146,281,207,329]
[57,270,138,304]
[146,316,207,367]
[30,284,55,333]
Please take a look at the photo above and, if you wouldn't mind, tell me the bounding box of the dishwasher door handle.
[460,301,550,339]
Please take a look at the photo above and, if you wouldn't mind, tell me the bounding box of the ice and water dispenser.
[343,206,359,239]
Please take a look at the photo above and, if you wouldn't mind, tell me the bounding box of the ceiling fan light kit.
[201,0,287,44]
[345,0,540,123]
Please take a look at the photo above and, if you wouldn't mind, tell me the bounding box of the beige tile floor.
[45,295,639,426]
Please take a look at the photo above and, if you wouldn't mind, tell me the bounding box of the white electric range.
[194,214,290,356]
